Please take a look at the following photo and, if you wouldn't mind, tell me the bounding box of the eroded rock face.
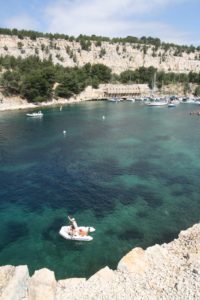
[56,278,86,300]
[0,265,15,296]
[0,265,29,300]
[0,224,199,299]
[88,266,116,283]
[0,35,200,74]
[28,268,56,300]
[117,247,147,274]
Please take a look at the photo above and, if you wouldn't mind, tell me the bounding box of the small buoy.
[63,130,66,135]
[102,115,105,120]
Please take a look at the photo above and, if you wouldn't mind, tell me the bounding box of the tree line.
[119,67,200,86]
[0,56,200,101]
[116,67,200,96]
[0,27,199,53]
[0,56,112,102]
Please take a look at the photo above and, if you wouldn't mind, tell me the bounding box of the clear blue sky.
[0,0,199,46]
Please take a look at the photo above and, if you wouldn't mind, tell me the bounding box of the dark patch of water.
[154,229,179,245]
[119,227,144,241]
[127,159,163,180]
[136,210,149,218]
[131,185,163,208]
[155,135,172,141]
[0,221,29,251]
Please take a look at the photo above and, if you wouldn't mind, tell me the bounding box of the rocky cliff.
[0,35,200,74]
[0,223,199,300]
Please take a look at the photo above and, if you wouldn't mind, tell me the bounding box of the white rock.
[88,266,116,283]
[0,34,200,74]
[117,247,148,274]
[28,268,56,300]
[0,265,29,300]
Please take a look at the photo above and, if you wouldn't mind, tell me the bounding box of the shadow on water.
[127,159,164,180]
[119,228,144,241]
[153,230,179,245]
[105,227,144,241]
[131,185,163,208]
[42,217,64,241]
[136,210,149,218]
[0,221,29,251]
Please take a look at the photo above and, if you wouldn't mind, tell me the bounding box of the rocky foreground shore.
[0,224,199,300]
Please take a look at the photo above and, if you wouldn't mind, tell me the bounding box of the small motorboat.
[26,111,43,117]
[107,98,121,102]
[168,100,180,107]
[59,226,95,242]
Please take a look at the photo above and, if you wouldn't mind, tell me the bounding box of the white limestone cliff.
[0,35,200,74]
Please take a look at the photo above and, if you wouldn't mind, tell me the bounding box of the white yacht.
[146,100,168,106]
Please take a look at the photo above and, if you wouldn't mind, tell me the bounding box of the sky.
[0,0,199,46]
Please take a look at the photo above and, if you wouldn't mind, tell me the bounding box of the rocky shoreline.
[0,83,197,113]
[0,95,86,112]
[0,223,199,300]
[0,84,109,112]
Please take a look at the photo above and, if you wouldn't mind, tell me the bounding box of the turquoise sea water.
[0,101,200,279]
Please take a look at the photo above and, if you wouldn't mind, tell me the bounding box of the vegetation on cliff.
[120,68,200,93]
[0,56,112,102]
[0,54,200,102]
[0,27,199,54]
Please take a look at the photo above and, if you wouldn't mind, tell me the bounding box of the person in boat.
[68,216,78,235]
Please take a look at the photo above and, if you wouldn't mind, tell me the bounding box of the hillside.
[0,34,200,74]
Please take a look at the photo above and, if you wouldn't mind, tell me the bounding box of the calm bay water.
[0,101,200,279]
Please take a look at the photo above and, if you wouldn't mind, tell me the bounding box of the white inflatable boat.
[26,111,43,117]
[59,226,95,242]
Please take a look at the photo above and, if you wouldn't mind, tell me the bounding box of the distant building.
[102,84,150,98]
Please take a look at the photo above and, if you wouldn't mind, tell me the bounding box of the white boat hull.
[26,111,43,117]
[146,102,167,106]
[126,98,135,102]
[59,226,95,242]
